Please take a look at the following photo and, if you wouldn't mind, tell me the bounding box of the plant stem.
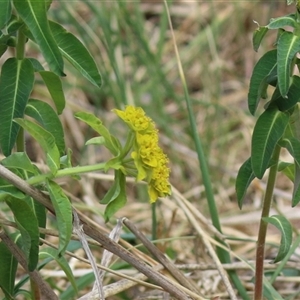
[163,2,249,298]
[254,144,281,300]
[27,162,107,185]
[151,202,157,241]
[16,29,27,152]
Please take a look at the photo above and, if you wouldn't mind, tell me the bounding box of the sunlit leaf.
[262,215,292,263]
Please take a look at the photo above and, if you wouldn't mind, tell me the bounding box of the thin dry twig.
[123,217,202,295]
[172,186,237,300]
[0,164,193,300]
[0,228,58,300]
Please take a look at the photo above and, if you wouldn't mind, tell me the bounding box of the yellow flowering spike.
[114,105,171,202]
[113,106,154,133]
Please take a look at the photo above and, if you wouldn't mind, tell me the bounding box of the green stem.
[27,162,107,185]
[16,30,27,152]
[151,202,157,241]
[254,144,281,300]
[163,1,249,298]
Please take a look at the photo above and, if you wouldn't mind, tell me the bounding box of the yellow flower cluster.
[113,106,171,202]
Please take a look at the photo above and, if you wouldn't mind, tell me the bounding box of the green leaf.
[85,137,106,146]
[0,44,7,58]
[100,172,121,205]
[251,108,289,178]
[0,185,25,200]
[75,111,120,155]
[253,25,268,52]
[278,161,294,181]
[104,170,127,222]
[6,197,40,271]
[279,137,300,167]
[46,180,72,255]
[292,163,300,206]
[262,215,292,263]
[5,15,23,35]
[270,76,300,112]
[28,58,45,72]
[0,0,12,30]
[39,247,78,294]
[13,0,64,76]
[25,99,65,155]
[248,50,277,115]
[38,71,65,114]
[14,118,60,174]
[267,14,297,30]
[277,31,300,97]
[60,272,94,300]
[0,58,34,156]
[49,21,101,87]
[235,158,255,209]
[0,233,21,299]
[1,152,39,175]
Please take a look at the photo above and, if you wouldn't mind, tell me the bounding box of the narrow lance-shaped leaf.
[0,233,21,299]
[267,14,297,30]
[1,152,39,175]
[75,111,120,155]
[253,25,268,52]
[38,71,65,114]
[0,58,34,156]
[273,76,300,112]
[46,180,72,255]
[25,99,65,155]
[235,158,256,209]
[251,108,289,179]
[104,170,127,222]
[14,118,60,175]
[39,247,78,294]
[277,31,300,97]
[13,0,64,76]
[279,137,300,167]
[278,161,294,181]
[49,21,101,87]
[0,0,12,30]
[248,50,277,115]
[262,215,292,263]
[6,197,40,271]
[292,163,300,206]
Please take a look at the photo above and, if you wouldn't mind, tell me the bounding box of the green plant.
[236,0,300,299]
[0,1,172,298]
